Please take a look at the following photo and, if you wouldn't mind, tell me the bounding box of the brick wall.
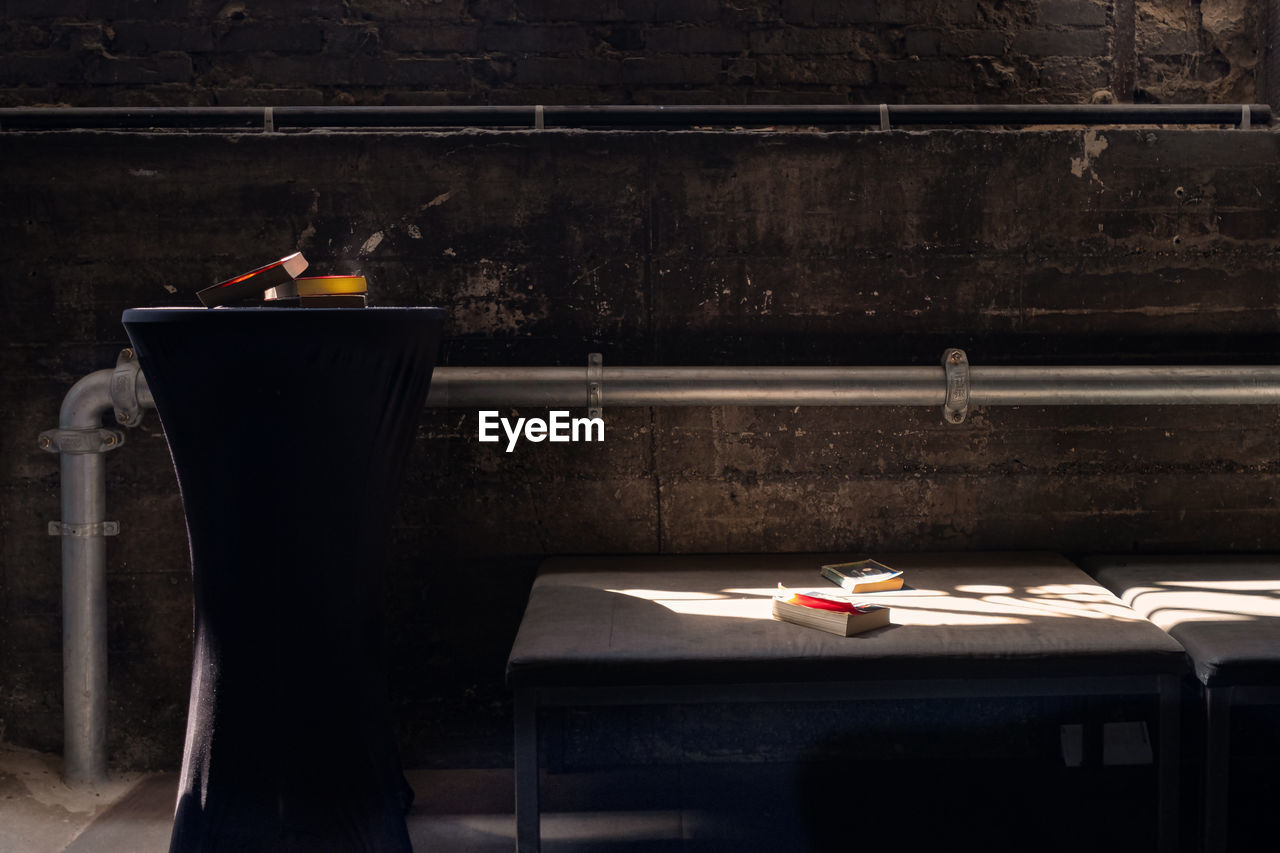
[2,127,1278,768]
[0,0,1263,107]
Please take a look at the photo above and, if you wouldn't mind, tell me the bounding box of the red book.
[772,586,890,637]
[776,585,878,614]
[197,252,309,307]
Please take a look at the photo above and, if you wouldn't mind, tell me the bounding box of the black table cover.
[122,307,445,853]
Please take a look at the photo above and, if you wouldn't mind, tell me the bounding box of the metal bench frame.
[1203,684,1280,853]
[514,674,1181,853]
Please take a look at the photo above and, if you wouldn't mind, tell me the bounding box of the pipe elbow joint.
[58,369,115,431]
[109,348,148,428]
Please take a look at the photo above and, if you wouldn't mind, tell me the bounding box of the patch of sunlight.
[726,587,1026,626]
[1160,580,1280,592]
[606,589,728,601]
[1026,583,1104,597]
[981,595,1141,622]
[887,607,1029,626]
[1147,609,1255,628]
[607,588,773,620]
[608,584,1151,626]
[1120,586,1278,628]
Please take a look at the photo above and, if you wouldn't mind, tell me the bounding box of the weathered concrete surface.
[1,128,1277,770]
[0,0,1262,107]
[1136,0,1262,103]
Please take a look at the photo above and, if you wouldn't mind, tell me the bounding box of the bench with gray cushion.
[1081,555,1280,853]
[507,552,1188,853]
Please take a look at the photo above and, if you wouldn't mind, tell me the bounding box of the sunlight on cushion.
[1027,583,1105,597]
[731,585,1130,624]
[616,588,1025,625]
[1119,586,1278,627]
[981,595,1141,622]
[606,589,728,601]
[653,598,776,619]
[1160,580,1280,592]
[887,607,1029,626]
[606,588,773,619]
[955,584,1013,594]
[605,583,1152,627]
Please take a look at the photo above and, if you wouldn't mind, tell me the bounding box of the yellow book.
[295,275,367,296]
[266,275,368,300]
[819,559,904,593]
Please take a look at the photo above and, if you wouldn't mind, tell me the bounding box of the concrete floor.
[0,742,143,853]
[0,747,750,853]
[0,756,783,853]
[1,745,1172,853]
[0,751,528,853]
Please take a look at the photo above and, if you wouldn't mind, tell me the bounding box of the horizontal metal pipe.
[885,104,1270,125]
[425,365,1280,408]
[428,366,945,407]
[3,106,266,129]
[970,366,1280,406]
[546,103,1272,127]
[1,103,1270,130]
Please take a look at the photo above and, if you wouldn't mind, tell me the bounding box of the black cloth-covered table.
[123,307,444,853]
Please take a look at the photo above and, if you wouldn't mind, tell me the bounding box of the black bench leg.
[1158,675,1180,853]
[1203,685,1230,853]
[515,688,540,853]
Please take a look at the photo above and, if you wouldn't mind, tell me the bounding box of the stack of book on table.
[771,559,902,637]
[195,252,370,308]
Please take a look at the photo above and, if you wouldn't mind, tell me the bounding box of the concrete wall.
[0,0,1264,107]
[1,127,1277,768]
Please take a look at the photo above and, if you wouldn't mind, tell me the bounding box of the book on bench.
[772,586,890,637]
[819,558,904,593]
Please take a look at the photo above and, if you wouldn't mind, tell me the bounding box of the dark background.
[0,0,1270,107]
[1,0,1278,772]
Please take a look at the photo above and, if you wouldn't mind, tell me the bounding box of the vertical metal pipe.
[55,369,115,786]
[60,451,108,786]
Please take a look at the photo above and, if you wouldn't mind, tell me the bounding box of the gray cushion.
[1081,555,1280,688]
[507,553,1186,688]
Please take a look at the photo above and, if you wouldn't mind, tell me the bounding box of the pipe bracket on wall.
[587,352,603,419]
[38,427,125,454]
[942,348,970,424]
[48,521,119,538]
